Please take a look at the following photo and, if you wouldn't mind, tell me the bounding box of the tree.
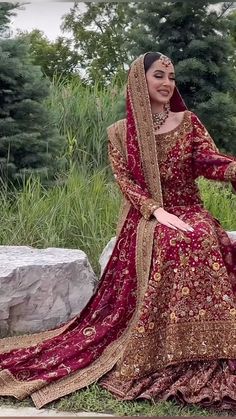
[61,1,236,152]
[0,2,18,37]
[62,2,132,85]
[128,1,236,153]
[227,8,236,68]
[0,4,64,184]
[18,29,79,80]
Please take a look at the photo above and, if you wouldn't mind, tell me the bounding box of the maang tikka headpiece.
[158,54,172,68]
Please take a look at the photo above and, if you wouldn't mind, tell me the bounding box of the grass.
[0,174,235,416]
[0,167,120,275]
[0,383,234,416]
[47,78,125,171]
[198,177,236,231]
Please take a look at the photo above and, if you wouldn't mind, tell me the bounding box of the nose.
[162,76,171,86]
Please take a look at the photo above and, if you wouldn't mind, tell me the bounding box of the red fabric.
[170,87,187,112]
[0,55,236,410]
[0,212,140,383]
[99,111,236,409]
[0,72,148,388]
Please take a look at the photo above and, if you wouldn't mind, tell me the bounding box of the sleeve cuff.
[225,162,236,181]
[140,198,160,220]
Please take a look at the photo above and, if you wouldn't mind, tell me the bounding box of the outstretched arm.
[192,112,236,190]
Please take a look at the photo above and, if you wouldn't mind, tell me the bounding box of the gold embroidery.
[107,122,159,221]
[0,317,76,354]
[155,111,192,164]
[112,320,236,380]
[140,198,159,220]
[83,327,96,337]
[182,287,190,296]
[212,262,220,271]
[31,215,158,408]
[107,120,131,236]
[154,272,161,282]
[0,370,44,400]
[128,55,163,206]
[225,161,236,181]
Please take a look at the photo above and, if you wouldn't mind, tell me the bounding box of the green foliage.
[18,29,79,80]
[62,2,131,85]
[47,77,125,170]
[60,1,236,153]
[129,1,236,153]
[227,9,236,73]
[0,168,120,275]
[198,177,236,229]
[0,34,65,184]
[0,2,19,36]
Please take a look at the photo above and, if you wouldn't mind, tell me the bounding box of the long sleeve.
[108,128,160,220]
[192,113,236,187]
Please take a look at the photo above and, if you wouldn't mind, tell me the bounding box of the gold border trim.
[0,370,44,400]
[128,55,163,206]
[0,317,77,354]
[225,161,236,181]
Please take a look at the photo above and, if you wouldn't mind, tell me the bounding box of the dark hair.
[144,52,162,73]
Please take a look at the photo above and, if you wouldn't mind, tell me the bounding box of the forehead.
[148,58,175,74]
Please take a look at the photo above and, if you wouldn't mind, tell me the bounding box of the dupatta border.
[31,119,158,408]
[31,219,157,409]
[127,55,163,207]
[0,317,77,355]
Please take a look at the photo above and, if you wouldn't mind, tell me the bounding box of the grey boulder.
[0,246,97,336]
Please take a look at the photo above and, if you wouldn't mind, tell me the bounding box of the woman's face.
[145,58,175,106]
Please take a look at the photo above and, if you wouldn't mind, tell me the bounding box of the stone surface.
[99,237,116,276]
[99,232,236,276]
[227,231,236,242]
[0,406,113,417]
[0,406,113,416]
[0,246,97,336]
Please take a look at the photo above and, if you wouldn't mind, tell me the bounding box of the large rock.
[99,231,236,276]
[0,246,97,337]
[227,231,236,242]
[99,237,117,277]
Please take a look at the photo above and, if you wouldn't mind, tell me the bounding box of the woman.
[0,52,236,410]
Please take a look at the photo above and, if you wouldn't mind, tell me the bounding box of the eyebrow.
[153,70,175,76]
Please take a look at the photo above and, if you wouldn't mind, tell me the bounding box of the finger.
[178,222,193,232]
[182,223,194,232]
[170,221,190,232]
[170,224,187,232]
[172,218,194,232]
[159,221,178,230]
[165,222,178,230]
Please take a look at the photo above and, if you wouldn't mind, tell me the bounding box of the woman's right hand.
[153,207,194,232]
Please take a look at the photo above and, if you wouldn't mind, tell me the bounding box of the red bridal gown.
[99,111,236,409]
[0,111,236,410]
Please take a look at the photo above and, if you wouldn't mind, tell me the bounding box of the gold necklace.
[152,103,170,130]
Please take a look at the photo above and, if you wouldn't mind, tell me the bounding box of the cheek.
[147,79,159,94]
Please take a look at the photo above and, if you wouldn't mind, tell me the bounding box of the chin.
[154,97,170,105]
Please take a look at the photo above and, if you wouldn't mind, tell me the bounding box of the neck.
[151,103,165,114]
